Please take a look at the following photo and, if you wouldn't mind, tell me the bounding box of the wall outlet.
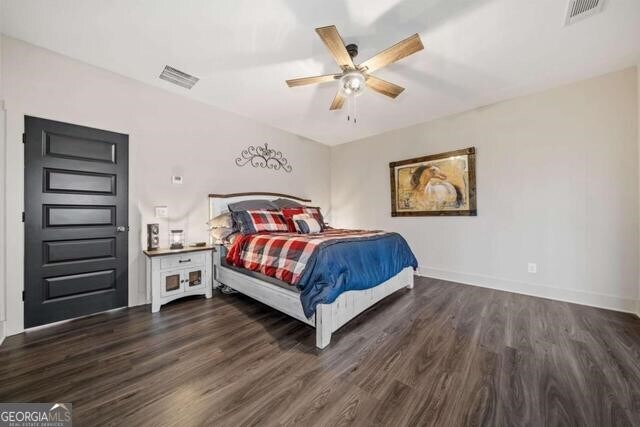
[154,206,168,218]
[527,263,537,274]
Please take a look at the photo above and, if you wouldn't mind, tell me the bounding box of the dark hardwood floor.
[1,276,640,426]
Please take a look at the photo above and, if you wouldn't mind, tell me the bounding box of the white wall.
[332,67,639,313]
[1,36,331,335]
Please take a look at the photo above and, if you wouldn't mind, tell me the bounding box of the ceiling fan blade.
[315,25,355,71]
[359,34,424,73]
[286,74,340,87]
[329,90,346,110]
[366,75,405,98]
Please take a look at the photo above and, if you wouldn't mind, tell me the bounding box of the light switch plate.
[172,175,183,185]
[155,206,168,218]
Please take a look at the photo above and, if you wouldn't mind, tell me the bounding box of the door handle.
[116,226,128,232]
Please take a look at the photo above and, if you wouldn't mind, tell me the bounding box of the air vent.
[565,0,604,26]
[159,66,199,89]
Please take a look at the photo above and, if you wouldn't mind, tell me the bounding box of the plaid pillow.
[281,207,325,232]
[233,210,289,234]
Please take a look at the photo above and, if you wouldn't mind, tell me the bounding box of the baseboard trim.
[417,266,639,314]
[21,307,128,334]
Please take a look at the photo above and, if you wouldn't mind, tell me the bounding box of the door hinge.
[22,291,25,301]
[22,212,25,222]
[22,133,26,144]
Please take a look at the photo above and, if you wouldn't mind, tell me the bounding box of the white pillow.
[210,227,235,244]
[294,217,321,234]
[207,212,234,229]
[292,213,312,221]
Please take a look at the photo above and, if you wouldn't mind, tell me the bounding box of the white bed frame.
[209,192,414,349]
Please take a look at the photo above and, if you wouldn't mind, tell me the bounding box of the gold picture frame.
[390,147,477,217]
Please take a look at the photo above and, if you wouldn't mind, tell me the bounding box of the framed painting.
[390,147,477,216]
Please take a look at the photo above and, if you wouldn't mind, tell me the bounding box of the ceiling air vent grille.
[159,65,199,89]
[565,0,604,26]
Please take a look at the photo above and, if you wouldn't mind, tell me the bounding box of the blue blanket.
[297,232,418,317]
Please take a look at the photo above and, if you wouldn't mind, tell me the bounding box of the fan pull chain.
[353,95,357,124]
[345,96,358,125]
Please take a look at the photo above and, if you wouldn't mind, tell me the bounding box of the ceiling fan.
[286,25,424,111]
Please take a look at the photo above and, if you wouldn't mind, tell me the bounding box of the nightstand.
[144,246,214,312]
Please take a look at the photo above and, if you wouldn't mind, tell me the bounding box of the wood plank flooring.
[1,276,640,426]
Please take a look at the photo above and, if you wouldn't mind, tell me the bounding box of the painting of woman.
[390,147,476,216]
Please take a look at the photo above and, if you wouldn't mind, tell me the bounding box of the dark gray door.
[24,116,128,328]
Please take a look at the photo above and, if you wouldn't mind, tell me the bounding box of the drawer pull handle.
[179,259,191,263]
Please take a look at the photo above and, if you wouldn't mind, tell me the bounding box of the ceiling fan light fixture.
[339,71,366,97]
[286,26,423,111]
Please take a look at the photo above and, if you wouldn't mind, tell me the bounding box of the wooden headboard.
[208,192,312,221]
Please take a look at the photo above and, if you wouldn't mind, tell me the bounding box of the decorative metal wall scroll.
[235,143,293,173]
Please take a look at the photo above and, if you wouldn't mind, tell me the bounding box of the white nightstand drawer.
[160,253,205,271]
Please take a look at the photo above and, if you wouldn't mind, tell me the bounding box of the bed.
[209,192,417,349]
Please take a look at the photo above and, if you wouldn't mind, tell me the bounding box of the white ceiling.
[1,0,639,145]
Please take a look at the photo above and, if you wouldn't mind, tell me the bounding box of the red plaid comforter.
[226,229,388,284]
